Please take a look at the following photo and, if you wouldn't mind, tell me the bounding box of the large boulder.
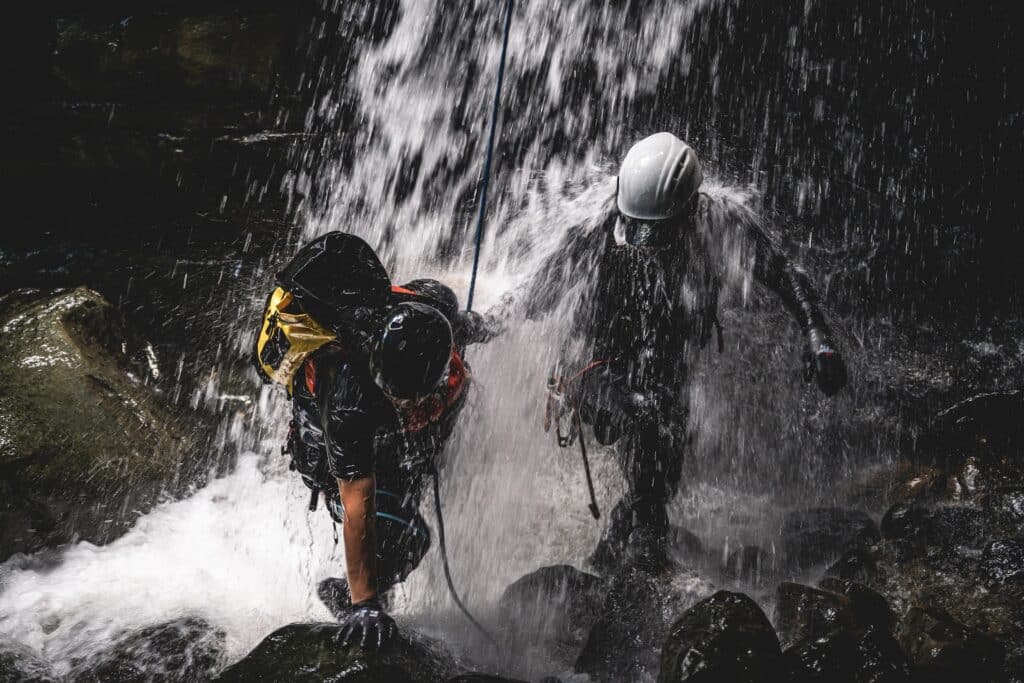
[574,564,663,682]
[979,539,1024,587]
[574,556,714,682]
[782,626,912,683]
[0,642,60,683]
[214,623,460,682]
[896,606,1005,682]
[498,565,603,650]
[0,288,211,559]
[781,508,880,570]
[773,583,857,650]
[913,390,1024,467]
[69,617,226,682]
[658,591,782,683]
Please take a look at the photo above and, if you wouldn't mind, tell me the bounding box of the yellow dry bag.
[255,287,336,394]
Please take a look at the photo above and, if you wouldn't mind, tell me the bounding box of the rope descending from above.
[433,0,515,646]
[465,0,515,314]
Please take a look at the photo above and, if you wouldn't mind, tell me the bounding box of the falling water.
[0,0,943,678]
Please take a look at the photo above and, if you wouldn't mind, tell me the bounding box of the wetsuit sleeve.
[489,208,613,322]
[322,363,378,481]
[747,225,834,340]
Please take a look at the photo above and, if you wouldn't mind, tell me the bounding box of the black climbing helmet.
[369,302,453,401]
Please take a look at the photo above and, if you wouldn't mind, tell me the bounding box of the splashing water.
[0,0,896,677]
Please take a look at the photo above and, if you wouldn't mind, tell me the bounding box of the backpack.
[254,232,391,394]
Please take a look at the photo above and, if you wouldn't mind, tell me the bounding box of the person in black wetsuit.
[509,132,847,571]
[260,233,490,649]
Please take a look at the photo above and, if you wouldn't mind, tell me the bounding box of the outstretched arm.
[745,222,847,396]
[485,204,614,326]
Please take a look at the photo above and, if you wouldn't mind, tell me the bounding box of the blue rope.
[466,0,515,313]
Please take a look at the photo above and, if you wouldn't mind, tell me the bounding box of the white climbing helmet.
[616,132,703,221]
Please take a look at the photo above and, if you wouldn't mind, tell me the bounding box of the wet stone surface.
[773,582,857,650]
[499,564,603,650]
[214,622,459,683]
[896,606,1006,683]
[69,617,226,683]
[658,590,782,683]
[781,507,880,570]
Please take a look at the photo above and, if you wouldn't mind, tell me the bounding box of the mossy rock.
[0,287,208,559]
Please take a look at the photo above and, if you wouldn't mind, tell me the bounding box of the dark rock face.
[0,288,213,560]
[214,623,459,683]
[69,617,225,683]
[824,547,877,584]
[782,626,912,683]
[446,676,529,683]
[575,564,664,682]
[781,508,880,570]
[896,606,1005,682]
[499,565,602,649]
[774,583,857,650]
[658,591,782,683]
[817,579,896,634]
[0,643,61,683]
[914,390,1024,467]
[979,539,1024,587]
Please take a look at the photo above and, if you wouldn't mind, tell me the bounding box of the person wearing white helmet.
[506,131,847,572]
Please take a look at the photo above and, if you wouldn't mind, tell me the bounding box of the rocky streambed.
[1,312,1020,683]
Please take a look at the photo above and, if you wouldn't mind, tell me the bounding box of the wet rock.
[0,642,60,683]
[881,501,988,546]
[817,578,896,633]
[668,526,705,561]
[782,508,880,569]
[215,622,459,682]
[782,626,911,683]
[824,547,878,583]
[0,288,212,560]
[915,390,1024,467]
[318,577,353,620]
[982,487,1024,533]
[896,606,1005,682]
[70,617,225,683]
[854,627,914,683]
[723,545,768,584]
[575,564,663,681]
[979,539,1024,587]
[658,590,782,683]
[774,583,857,650]
[499,565,602,648]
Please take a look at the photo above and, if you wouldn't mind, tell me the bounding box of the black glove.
[338,597,396,651]
[804,336,847,396]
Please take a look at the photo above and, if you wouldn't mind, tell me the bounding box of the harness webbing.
[465,0,515,313]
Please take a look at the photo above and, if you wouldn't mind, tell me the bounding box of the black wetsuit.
[521,191,834,555]
[284,280,485,589]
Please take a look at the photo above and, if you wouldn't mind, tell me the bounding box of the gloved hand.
[804,336,847,396]
[338,597,396,651]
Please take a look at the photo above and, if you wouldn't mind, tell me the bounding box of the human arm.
[484,201,614,326]
[338,475,378,604]
[742,218,847,396]
[318,359,396,648]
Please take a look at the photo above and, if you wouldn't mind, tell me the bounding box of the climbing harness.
[465,0,515,313]
[544,360,610,520]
